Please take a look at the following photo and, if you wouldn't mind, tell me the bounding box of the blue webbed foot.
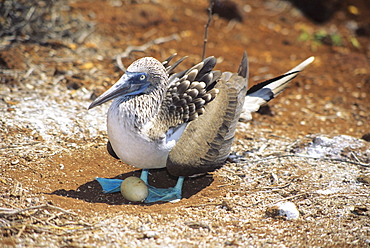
[140,169,184,203]
[96,177,122,193]
[95,169,184,203]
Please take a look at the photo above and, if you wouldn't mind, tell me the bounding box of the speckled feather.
[149,56,221,139]
[115,56,220,141]
[167,53,249,176]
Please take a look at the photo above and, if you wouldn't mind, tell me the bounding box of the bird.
[88,52,314,203]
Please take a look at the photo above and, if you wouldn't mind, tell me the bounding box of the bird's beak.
[88,72,150,109]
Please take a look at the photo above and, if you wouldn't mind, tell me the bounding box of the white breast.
[106,102,186,169]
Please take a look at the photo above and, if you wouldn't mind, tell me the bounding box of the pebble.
[11,159,19,165]
[266,201,300,220]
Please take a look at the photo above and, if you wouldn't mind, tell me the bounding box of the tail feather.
[241,56,314,121]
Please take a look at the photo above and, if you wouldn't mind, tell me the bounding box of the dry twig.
[202,0,215,60]
[115,34,180,71]
[0,203,77,216]
[249,154,370,167]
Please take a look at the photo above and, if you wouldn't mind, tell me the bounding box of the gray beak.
[88,71,150,109]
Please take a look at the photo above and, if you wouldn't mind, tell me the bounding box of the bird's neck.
[114,87,166,129]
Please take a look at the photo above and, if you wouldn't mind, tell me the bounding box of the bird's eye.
[140,75,146,80]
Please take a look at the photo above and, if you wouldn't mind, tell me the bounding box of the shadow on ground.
[51,168,214,205]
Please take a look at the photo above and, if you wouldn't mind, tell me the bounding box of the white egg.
[120,176,148,202]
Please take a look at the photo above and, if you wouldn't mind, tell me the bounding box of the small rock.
[361,133,370,142]
[212,0,244,22]
[357,175,370,185]
[349,205,369,216]
[11,159,19,165]
[143,230,159,239]
[266,201,300,220]
[184,221,210,229]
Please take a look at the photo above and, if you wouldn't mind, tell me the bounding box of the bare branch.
[115,34,180,72]
[249,154,370,167]
[202,0,215,60]
[0,204,77,216]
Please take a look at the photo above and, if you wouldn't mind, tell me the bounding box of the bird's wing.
[241,56,314,120]
[167,52,249,177]
[148,56,222,139]
[162,53,188,74]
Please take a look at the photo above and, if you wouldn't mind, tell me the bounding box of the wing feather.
[148,56,221,138]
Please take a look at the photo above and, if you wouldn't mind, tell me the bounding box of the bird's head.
[88,57,167,109]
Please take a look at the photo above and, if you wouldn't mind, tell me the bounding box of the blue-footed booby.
[89,52,314,203]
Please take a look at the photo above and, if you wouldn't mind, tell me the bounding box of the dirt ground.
[1,0,370,247]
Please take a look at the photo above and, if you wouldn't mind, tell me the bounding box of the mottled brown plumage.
[167,53,249,176]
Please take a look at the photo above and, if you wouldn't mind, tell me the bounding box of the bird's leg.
[139,168,150,182]
[140,169,184,203]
